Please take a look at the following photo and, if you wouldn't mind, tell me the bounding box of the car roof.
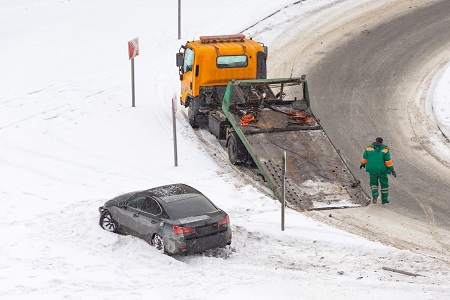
[143,183,201,199]
[147,185,220,219]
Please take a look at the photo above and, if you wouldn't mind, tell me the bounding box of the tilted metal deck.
[222,78,368,210]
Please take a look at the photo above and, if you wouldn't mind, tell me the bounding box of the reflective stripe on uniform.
[385,160,393,167]
[361,158,367,164]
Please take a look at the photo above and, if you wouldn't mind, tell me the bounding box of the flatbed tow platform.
[215,78,368,210]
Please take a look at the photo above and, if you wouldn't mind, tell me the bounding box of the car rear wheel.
[99,210,117,233]
[152,234,165,253]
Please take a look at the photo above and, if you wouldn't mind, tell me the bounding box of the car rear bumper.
[165,228,232,255]
[186,230,231,253]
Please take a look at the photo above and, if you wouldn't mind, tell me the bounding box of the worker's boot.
[372,196,378,204]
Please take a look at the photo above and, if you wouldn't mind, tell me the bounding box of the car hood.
[104,199,121,207]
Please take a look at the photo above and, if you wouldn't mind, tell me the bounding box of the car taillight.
[218,215,230,227]
[172,225,195,235]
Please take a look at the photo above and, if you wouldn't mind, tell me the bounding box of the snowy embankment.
[432,62,450,139]
[0,0,449,299]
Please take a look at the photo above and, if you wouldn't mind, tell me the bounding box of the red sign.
[128,37,139,59]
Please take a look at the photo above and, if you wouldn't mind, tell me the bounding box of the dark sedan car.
[98,183,232,255]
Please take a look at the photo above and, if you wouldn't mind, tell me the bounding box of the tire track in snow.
[420,203,450,253]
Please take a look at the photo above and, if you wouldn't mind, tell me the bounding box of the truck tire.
[227,132,247,165]
[188,99,198,128]
[188,97,209,128]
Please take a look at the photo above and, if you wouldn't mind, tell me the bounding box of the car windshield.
[114,191,139,203]
[160,194,218,220]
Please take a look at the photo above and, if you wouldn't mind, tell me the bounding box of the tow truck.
[176,34,368,210]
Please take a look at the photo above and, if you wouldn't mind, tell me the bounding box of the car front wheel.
[99,210,117,233]
[152,234,165,253]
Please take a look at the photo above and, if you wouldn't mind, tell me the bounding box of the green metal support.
[221,78,305,201]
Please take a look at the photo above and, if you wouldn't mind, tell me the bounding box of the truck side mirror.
[176,53,184,68]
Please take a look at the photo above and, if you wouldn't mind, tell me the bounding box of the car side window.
[142,198,162,215]
[127,195,146,209]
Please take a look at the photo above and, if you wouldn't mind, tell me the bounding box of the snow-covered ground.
[1,0,449,299]
[431,62,450,139]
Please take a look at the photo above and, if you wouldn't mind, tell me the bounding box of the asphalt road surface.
[269,0,450,258]
[309,0,450,225]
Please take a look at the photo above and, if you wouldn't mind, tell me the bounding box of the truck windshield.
[217,55,248,68]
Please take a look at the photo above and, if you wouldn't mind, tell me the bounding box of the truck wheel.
[228,132,246,165]
[188,100,198,128]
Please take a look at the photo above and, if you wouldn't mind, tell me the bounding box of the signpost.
[281,151,286,231]
[178,0,181,40]
[128,37,139,107]
[172,94,178,167]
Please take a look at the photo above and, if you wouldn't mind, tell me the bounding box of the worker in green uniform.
[360,137,396,204]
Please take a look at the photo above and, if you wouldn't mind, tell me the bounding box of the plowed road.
[270,0,450,259]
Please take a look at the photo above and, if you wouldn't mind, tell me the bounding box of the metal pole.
[281,151,286,231]
[131,57,135,107]
[172,96,178,167]
[178,0,181,40]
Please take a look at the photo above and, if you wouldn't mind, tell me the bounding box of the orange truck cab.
[176,34,267,127]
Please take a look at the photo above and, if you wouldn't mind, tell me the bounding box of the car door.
[138,197,164,239]
[117,194,146,236]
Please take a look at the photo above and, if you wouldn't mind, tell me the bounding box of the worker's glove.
[360,164,366,169]
[391,170,397,177]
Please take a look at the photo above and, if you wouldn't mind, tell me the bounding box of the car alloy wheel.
[99,210,116,233]
[152,234,165,253]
